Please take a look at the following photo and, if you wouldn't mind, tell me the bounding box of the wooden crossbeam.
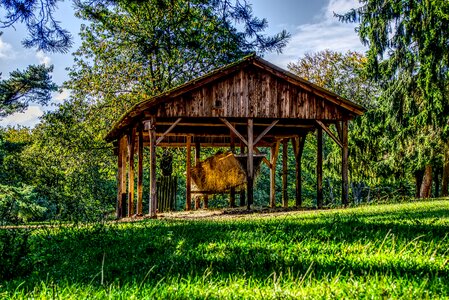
[335,121,343,141]
[254,147,271,169]
[270,140,281,208]
[316,120,343,148]
[156,118,182,145]
[219,118,248,146]
[253,120,279,145]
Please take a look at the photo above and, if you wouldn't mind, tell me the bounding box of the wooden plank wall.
[155,67,346,121]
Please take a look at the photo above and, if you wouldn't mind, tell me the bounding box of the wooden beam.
[253,120,279,145]
[270,140,281,208]
[335,121,343,141]
[292,135,306,207]
[186,136,192,211]
[137,126,144,216]
[342,120,349,207]
[254,147,272,169]
[219,118,248,146]
[317,128,323,209]
[230,128,236,208]
[148,116,157,218]
[282,139,288,208]
[239,142,246,207]
[156,118,182,145]
[247,118,254,210]
[117,135,127,219]
[127,127,136,217]
[316,120,342,148]
[195,141,201,210]
[157,121,314,128]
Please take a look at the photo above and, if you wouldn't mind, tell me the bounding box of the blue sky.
[0,0,364,127]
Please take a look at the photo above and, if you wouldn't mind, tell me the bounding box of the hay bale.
[191,151,246,193]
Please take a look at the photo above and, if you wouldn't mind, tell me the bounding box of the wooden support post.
[127,128,136,217]
[316,120,342,148]
[247,118,254,210]
[137,127,143,216]
[342,120,349,207]
[195,141,201,210]
[239,142,246,207]
[186,136,192,211]
[270,140,280,208]
[282,139,288,208]
[117,135,127,219]
[292,136,306,207]
[147,117,157,218]
[317,127,323,209]
[230,128,236,208]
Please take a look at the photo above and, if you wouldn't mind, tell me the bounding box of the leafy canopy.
[0,64,58,118]
[337,0,449,128]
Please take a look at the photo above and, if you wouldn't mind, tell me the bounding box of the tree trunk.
[442,144,449,196]
[434,167,440,198]
[420,165,432,199]
[415,170,424,199]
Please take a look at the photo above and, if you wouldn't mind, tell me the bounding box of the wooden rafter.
[219,118,248,146]
[316,120,343,148]
[156,118,182,145]
[253,120,279,145]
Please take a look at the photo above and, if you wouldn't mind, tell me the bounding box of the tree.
[338,0,449,198]
[0,0,72,52]
[0,0,289,221]
[0,64,58,118]
[288,50,392,204]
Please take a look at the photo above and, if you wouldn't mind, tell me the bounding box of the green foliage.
[0,184,46,224]
[0,65,57,118]
[1,200,449,298]
[0,229,32,281]
[287,50,411,202]
[339,0,449,127]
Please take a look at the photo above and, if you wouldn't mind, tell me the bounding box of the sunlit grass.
[1,200,449,299]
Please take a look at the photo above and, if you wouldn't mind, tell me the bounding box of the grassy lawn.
[1,200,449,299]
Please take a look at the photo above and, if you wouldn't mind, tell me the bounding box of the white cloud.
[36,50,52,66]
[53,88,70,104]
[266,0,365,68]
[0,106,44,127]
[0,37,15,60]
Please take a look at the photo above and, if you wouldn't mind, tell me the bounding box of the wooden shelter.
[105,55,365,218]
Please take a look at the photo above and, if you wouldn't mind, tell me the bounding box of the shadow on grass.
[1,201,449,291]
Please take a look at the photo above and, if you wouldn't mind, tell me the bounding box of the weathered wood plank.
[148,117,158,218]
[282,138,288,208]
[317,127,323,209]
[342,120,349,207]
[239,142,246,207]
[270,140,281,208]
[127,127,136,217]
[117,135,127,219]
[195,141,201,210]
[219,118,248,146]
[186,135,192,211]
[156,118,182,145]
[316,120,342,148]
[137,126,143,216]
[253,120,279,145]
[247,118,254,210]
[230,128,236,208]
[292,135,306,207]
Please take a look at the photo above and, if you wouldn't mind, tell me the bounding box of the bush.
[0,184,47,225]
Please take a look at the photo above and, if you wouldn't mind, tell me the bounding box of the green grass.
[1,200,449,299]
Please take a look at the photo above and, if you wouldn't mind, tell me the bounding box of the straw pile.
[191,151,246,193]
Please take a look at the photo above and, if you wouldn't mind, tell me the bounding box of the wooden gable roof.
[106,55,365,142]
